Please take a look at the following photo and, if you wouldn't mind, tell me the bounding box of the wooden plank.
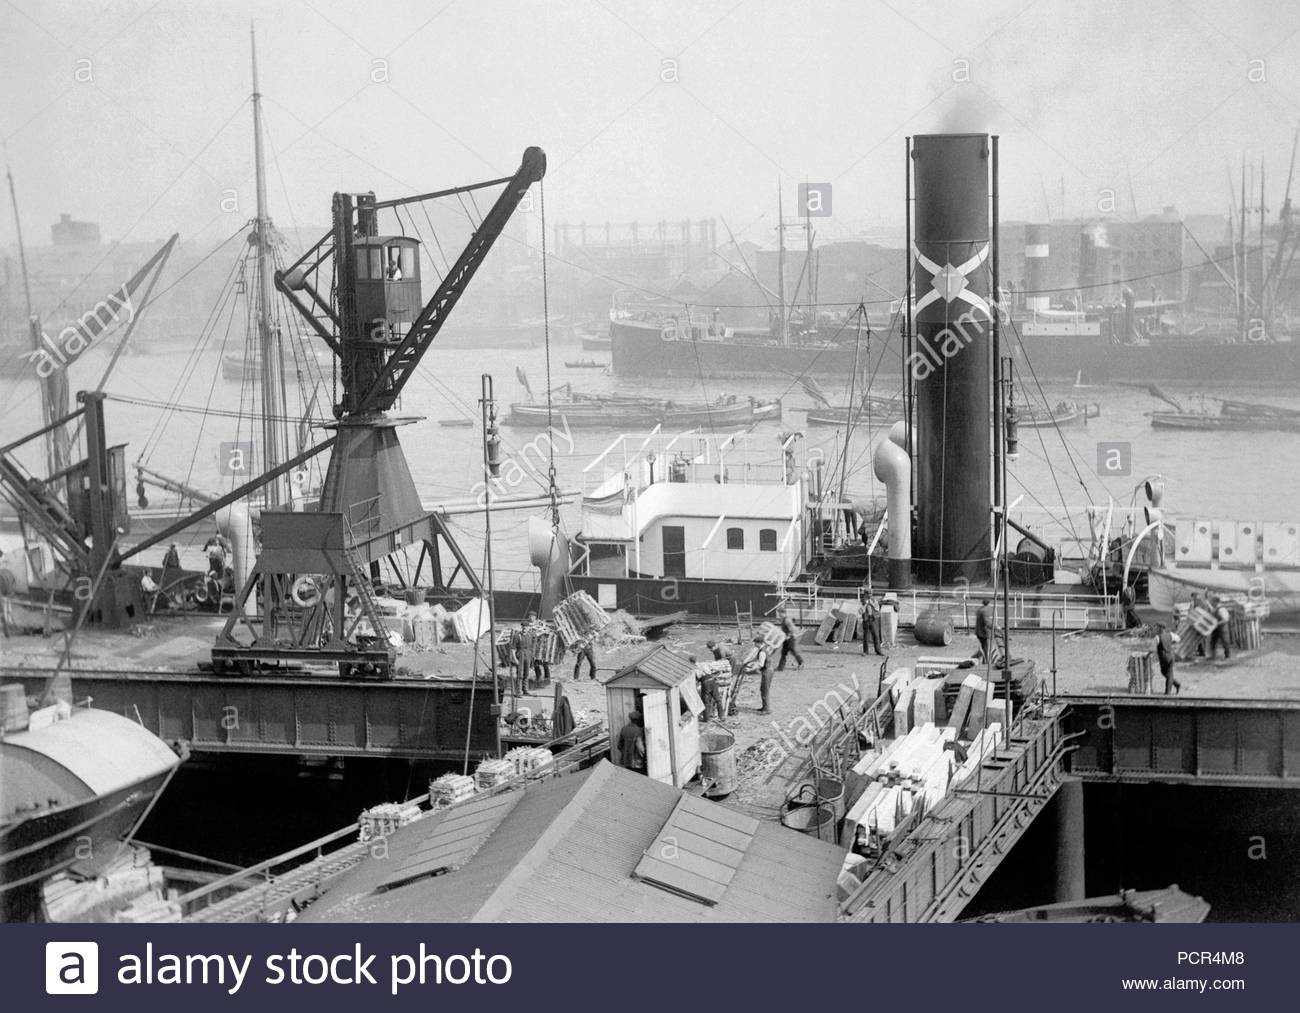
[966,676,989,737]
[946,682,974,736]
[893,685,915,736]
[642,689,672,782]
[633,854,726,905]
[671,810,755,853]
[642,610,687,634]
[645,837,741,884]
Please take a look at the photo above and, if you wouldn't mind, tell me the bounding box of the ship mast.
[251,24,287,507]
[5,162,63,477]
[804,181,815,334]
[777,182,786,344]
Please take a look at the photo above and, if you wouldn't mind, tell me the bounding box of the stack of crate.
[358,802,422,842]
[1127,650,1154,694]
[504,746,555,776]
[1172,603,1218,660]
[429,772,476,807]
[494,630,515,666]
[475,757,515,789]
[552,590,612,646]
[535,627,565,664]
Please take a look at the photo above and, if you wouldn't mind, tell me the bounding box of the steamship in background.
[539,134,1152,628]
[605,171,1300,384]
[548,137,1300,624]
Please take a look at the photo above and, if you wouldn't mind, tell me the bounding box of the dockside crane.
[204,148,547,679]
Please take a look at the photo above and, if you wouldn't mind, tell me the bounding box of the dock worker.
[1155,622,1180,694]
[727,636,769,717]
[1190,589,1210,657]
[202,534,227,579]
[517,614,539,690]
[162,543,181,571]
[975,599,995,662]
[775,608,803,671]
[530,615,552,684]
[1119,583,1141,630]
[572,637,597,681]
[742,634,773,714]
[707,638,732,664]
[506,625,525,696]
[859,590,883,656]
[1207,595,1232,661]
[697,663,724,722]
[618,711,646,773]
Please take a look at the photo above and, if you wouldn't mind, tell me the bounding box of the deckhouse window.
[759,528,777,551]
[726,527,744,550]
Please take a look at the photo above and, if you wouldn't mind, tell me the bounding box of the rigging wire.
[539,178,560,530]
[139,249,246,461]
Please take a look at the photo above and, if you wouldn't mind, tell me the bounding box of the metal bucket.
[785,776,846,823]
[699,728,737,798]
[780,802,837,842]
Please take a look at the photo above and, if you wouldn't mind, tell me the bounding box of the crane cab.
[353,235,421,344]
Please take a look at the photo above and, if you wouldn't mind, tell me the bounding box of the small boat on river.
[506,393,782,429]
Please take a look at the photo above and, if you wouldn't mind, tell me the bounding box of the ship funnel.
[909,133,993,583]
[1024,223,1050,313]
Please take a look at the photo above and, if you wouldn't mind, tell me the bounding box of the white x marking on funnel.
[913,242,991,318]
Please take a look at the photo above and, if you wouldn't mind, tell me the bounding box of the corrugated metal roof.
[300,760,843,923]
[605,644,696,690]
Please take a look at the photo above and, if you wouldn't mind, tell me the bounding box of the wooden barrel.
[699,728,737,798]
[913,609,954,646]
[0,683,29,733]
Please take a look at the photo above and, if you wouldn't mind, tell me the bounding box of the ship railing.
[777,584,1119,631]
[178,726,611,923]
[581,429,785,497]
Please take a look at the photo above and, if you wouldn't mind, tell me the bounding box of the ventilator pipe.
[888,419,912,454]
[873,435,912,588]
[529,514,570,619]
[216,502,254,617]
[1122,518,1166,588]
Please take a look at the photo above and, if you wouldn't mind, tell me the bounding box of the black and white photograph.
[1,2,1297,993]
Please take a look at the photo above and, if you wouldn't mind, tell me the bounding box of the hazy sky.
[4,0,1300,252]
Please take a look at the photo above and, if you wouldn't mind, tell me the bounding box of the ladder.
[735,603,754,641]
[0,452,89,570]
[340,538,390,642]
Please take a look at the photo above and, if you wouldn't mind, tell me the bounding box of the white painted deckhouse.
[573,428,807,583]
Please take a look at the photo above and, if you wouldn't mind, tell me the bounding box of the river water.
[3,336,1300,588]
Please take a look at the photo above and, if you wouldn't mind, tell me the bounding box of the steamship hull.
[0,766,176,920]
[1146,567,1300,618]
[610,317,1300,382]
[1,707,183,921]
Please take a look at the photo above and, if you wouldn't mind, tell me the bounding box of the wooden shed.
[605,645,704,787]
